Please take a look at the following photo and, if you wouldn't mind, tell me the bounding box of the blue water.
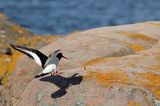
[0,0,160,35]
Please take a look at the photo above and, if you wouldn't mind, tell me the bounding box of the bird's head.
[56,53,68,60]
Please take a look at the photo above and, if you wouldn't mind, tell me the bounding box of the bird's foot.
[51,71,63,76]
[51,72,56,76]
[54,71,63,76]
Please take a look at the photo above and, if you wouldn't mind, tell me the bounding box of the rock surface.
[9,21,160,106]
[0,13,61,84]
[0,13,61,106]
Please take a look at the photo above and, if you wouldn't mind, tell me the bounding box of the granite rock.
[10,21,160,106]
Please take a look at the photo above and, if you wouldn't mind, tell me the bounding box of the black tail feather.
[34,73,49,78]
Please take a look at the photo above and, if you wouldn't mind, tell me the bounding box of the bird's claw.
[51,71,63,76]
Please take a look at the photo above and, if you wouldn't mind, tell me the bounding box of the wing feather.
[10,44,48,68]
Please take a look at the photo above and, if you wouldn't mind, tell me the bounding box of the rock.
[75,102,85,106]
[0,85,4,91]
[155,100,160,106]
[53,103,61,106]
[0,13,61,85]
[36,92,44,102]
[0,13,62,106]
[9,21,160,106]
[0,87,11,106]
[40,101,50,106]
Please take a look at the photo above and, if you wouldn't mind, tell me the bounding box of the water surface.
[0,0,160,34]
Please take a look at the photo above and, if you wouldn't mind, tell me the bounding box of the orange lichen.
[130,44,144,52]
[28,36,60,47]
[128,101,141,106]
[0,51,22,85]
[82,57,116,67]
[82,43,145,67]
[85,69,160,100]
[147,65,160,71]
[136,72,160,99]
[0,55,8,76]
[154,90,160,100]
[125,43,145,52]
[128,101,134,106]
[137,72,160,87]
[7,52,22,74]
[16,36,28,45]
[84,70,130,87]
[119,32,158,42]
[10,25,25,34]
[16,36,60,47]
[0,13,7,19]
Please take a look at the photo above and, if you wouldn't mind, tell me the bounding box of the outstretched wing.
[10,44,48,68]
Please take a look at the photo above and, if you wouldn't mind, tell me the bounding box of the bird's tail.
[34,73,48,78]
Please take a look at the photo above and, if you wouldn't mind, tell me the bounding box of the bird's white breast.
[42,64,56,74]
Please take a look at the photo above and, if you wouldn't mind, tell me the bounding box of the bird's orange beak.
[62,55,68,59]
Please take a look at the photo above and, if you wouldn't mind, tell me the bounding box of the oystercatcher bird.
[10,44,68,78]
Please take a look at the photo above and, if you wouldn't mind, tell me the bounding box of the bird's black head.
[56,53,68,60]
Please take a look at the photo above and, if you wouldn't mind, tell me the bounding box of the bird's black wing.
[10,44,48,68]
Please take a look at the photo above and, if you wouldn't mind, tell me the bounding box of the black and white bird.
[10,44,68,78]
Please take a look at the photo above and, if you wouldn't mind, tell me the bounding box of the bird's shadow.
[40,73,83,99]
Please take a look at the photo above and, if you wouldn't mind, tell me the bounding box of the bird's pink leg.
[54,71,63,76]
[51,72,56,76]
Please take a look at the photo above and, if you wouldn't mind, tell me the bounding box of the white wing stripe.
[16,47,42,66]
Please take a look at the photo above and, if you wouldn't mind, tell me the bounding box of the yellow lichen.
[0,13,7,19]
[0,51,22,85]
[126,43,145,52]
[147,65,160,71]
[128,101,134,106]
[84,70,130,87]
[82,43,145,67]
[10,25,24,34]
[82,57,116,67]
[16,36,60,47]
[119,32,158,42]
[137,72,160,87]
[128,101,141,106]
[0,55,8,76]
[7,52,22,74]
[136,72,160,98]
[84,69,160,100]
[130,44,144,52]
